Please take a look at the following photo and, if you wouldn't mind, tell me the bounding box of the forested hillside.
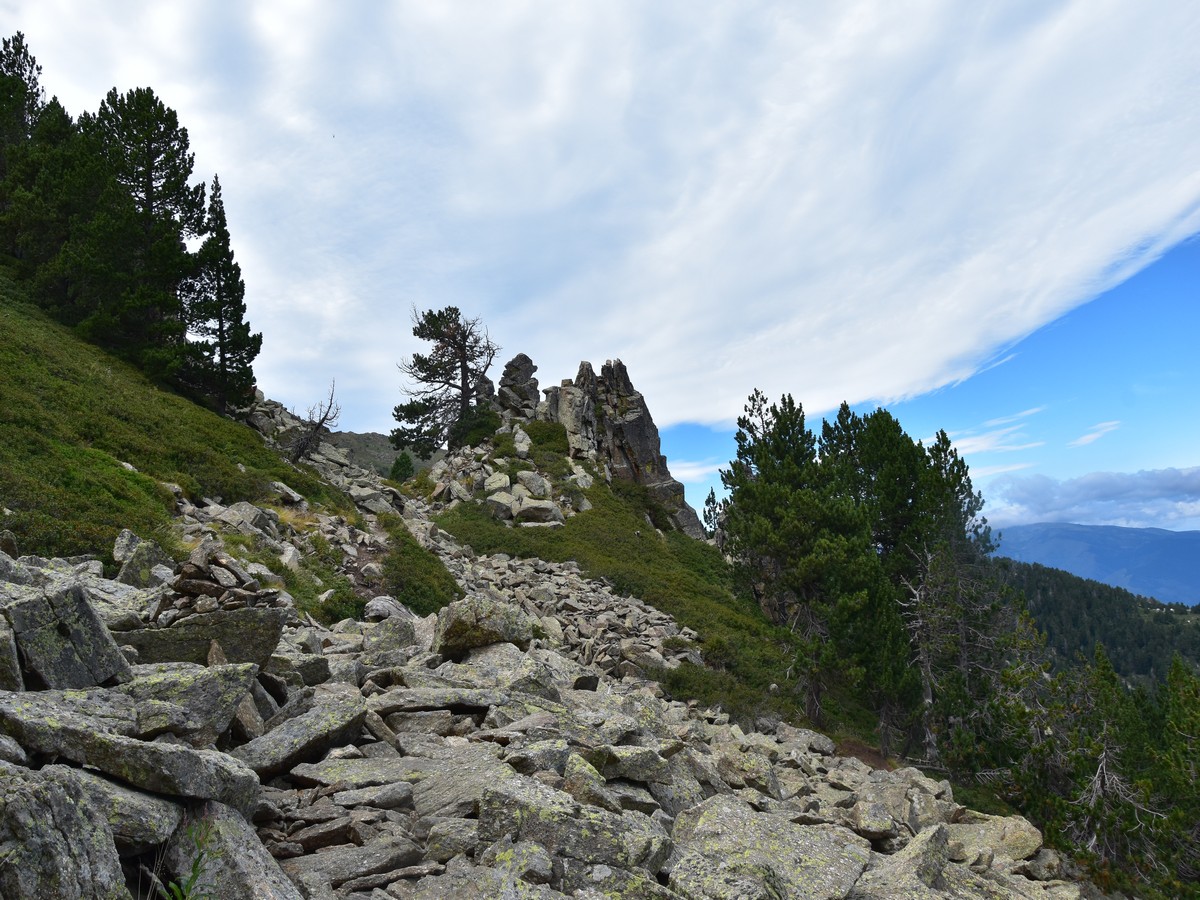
[0,32,260,409]
[711,393,1200,896]
[995,557,1200,680]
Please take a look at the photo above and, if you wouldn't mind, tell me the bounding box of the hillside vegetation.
[995,557,1200,680]
[0,275,346,563]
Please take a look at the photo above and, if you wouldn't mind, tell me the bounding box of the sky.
[6,1,1200,531]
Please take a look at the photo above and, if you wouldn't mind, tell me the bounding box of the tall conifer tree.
[76,87,204,376]
[182,175,261,410]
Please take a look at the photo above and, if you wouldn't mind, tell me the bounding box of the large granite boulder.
[0,762,130,899]
[433,593,535,658]
[670,794,871,899]
[0,582,133,689]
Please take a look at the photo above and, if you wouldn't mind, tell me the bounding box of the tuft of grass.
[0,277,348,562]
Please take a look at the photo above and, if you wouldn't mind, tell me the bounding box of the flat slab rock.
[231,688,366,777]
[669,794,871,900]
[119,606,286,670]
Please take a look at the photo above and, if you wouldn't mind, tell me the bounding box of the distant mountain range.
[994,523,1200,606]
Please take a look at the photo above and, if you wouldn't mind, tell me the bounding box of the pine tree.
[181,175,261,410]
[0,31,44,182]
[76,87,205,376]
[391,306,500,456]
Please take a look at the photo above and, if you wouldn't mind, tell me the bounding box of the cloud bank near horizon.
[986,467,1200,531]
[12,1,1200,436]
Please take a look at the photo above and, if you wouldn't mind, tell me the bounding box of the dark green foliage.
[388,451,415,483]
[447,404,500,450]
[179,175,260,410]
[0,284,346,561]
[521,420,569,454]
[392,306,500,456]
[380,516,463,616]
[0,35,260,393]
[0,31,44,182]
[73,86,206,378]
[994,558,1200,680]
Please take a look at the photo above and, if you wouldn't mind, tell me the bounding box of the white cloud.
[948,424,1045,456]
[8,1,1200,435]
[1068,421,1120,447]
[987,466,1200,529]
[984,407,1047,428]
[669,459,726,485]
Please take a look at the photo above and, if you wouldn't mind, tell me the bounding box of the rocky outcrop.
[492,354,705,539]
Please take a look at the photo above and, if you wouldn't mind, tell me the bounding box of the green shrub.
[381,520,464,616]
[522,420,569,454]
[389,451,415,482]
[449,405,501,450]
[492,431,517,459]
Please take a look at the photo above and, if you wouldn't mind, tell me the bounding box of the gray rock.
[478,778,672,873]
[116,538,174,588]
[0,582,132,688]
[363,595,413,621]
[280,833,423,888]
[119,607,285,670]
[0,762,130,899]
[117,661,258,747]
[433,593,534,657]
[232,688,367,777]
[486,490,517,519]
[0,616,20,691]
[54,765,184,855]
[484,471,511,493]
[409,865,569,899]
[164,801,302,900]
[946,811,1043,864]
[670,794,870,899]
[0,690,260,814]
[513,498,565,525]
[516,470,552,499]
[362,615,417,655]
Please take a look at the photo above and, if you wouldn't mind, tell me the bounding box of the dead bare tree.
[289,380,340,463]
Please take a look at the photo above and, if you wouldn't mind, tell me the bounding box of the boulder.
[433,593,534,657]
[164,801,302,900]
[0,582,132,689]
[0,762,130,900]
[670,794,871,899]
[232,688,367,777]
[119,607,285,670]
[478,778,672,873]
[58,765,184,855]
[513,498,565,525]
[116,661,259,747]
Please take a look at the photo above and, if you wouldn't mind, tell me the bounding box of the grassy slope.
[0,273,347,562]
[436,466,811,727]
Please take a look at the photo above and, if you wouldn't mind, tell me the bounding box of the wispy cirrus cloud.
[1068,421,1120,447]
[9,1,1200,436]
[669,459,726,486]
